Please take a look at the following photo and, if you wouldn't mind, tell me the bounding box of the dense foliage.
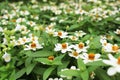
[0,0,120,80]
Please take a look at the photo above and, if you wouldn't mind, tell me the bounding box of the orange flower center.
[73,51,79,57]
[62,43,67,49]
[31,43,37,48]
[48,56,54,60]
[58,32,62,36]
[11,19,16,22]
[112,45,119,52]
[88,53,95,60]
[117,57,120,64]
[78,43,84,49]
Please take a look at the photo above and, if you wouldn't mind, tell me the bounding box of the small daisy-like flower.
[2,52,11,62]
[16,18,26,23]
[111,44,119,53]
[45,26,55,35]
[20,10,30,16]
[29,34,39,42]
[114,29,120,35]
[73,42,89,53]
[24,41,43,51]
[102,43,120,53]
[15,24,30,34]
[68,36,78,41]
[68,50,80,59]
[54,43,72,53]
[74,30,86,37]
[16,37,30,45]
[27,21,36,27]
[103,54,120,76]
[54,31,68,38]
[80,53,101,64]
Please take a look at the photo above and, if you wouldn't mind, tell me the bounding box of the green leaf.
[43,66,56,80]
[81,70,89,80]
[35,54,65,65]
[15,68,26,79]
[68,21,86,31]
[89,36,101,49]
[26,63,37,75]
[25,50,54,57]
[57,61,70,74]
[95,68,112,80]
[87,66,98,73]
[77,58,86,71]
[25,57,32,67]
[9,70,15,80]
[59,69,80,77]
[35,58,51,65]
[86,60,107,66]
[52,54,65,65]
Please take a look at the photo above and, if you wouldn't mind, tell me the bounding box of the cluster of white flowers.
[0,0,120,78]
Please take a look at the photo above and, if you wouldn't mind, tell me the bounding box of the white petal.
[108,54,117,61]
[107,67,117,76]
[79,53,88,60]
[61,49,66,53]
[95,54,101,59]
[115,66,120,73]
[103,60,115,66]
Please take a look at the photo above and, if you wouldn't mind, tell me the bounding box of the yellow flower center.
[31,43,37,48]
[78,43,84,49]
[22,38,26,42]
[62,43,67,49]
[88,53,95,60]
[73,51,79,57]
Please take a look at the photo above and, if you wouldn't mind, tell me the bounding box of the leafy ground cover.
[0,0,120,80]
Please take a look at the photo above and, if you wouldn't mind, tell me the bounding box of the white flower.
[54,31,68,38]
[75,31,86,37]
[20,10,30,16]
[103,54,120,76]
[16,18,26,23]
[29,34,39,42]
[54,43,72,53]
[24,41,43,51]
[75,8,87,15]
[2,52,11,62]
[45,26,55,35]
[68,36,78,41]
[27,21,36,27]
[102,43,120,53]
[114,29,120,35]
[80,53,101,64]
[73,42,89,53]
[15,24,30,34]
[68,50,80,59]
[15,37,30,45]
